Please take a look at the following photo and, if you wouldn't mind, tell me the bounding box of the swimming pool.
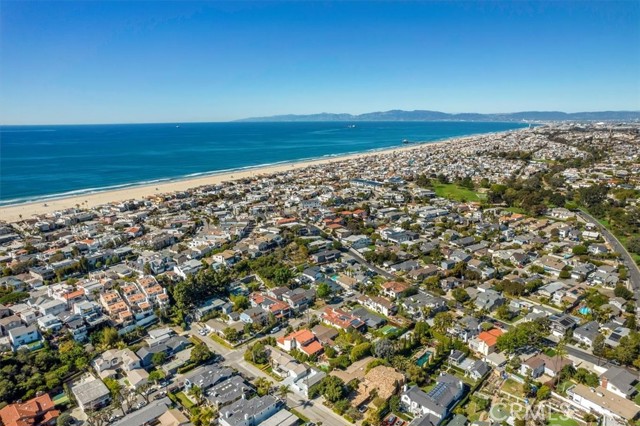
[416,351,432,367]
[579,307,591,315]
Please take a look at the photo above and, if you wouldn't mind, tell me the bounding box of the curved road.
[575,210,640,304]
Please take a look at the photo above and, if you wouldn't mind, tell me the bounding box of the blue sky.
[1,1,639,124]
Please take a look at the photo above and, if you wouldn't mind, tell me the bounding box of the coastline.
[0,139,454,223]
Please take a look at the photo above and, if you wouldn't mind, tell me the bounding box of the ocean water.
[0,121,526,205]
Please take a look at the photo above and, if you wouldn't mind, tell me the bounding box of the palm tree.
[555,338,568,386]
[189,385,203,405]
[135,383,152,404]
[277,385,292,400]
[255,377,272,396]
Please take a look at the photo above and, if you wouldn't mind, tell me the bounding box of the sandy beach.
[0,140,450,224]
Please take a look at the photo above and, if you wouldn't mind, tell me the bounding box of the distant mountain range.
[236,110,640,122]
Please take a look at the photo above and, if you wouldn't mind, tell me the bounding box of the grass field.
[175,391,195,409]
[547,414,579,426]
[433,183,485,202]
[501,378,524,397]
[505,207,526,214]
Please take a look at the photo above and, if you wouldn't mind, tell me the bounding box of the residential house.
[357,295,397,317]
[474,289,504,312]
[401,373,466,426]
[519,356,546,379]
[469,329,503,357]
[206,376,252,408]
[184,365,234,392]
[0,394,59,426]
[573,321,600,347]
[381,281,411,299]
[321,307,365,331]
[352,366,405,408]
[92,348,142,378]
[8,325,40,350]
[71,376,111,411]
[550,314,578,338]
[600,367,639,399]
[568,384,640,422]
[276,329,324,357]
[218,395,281,426]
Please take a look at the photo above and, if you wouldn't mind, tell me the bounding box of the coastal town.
[1,123,640,426]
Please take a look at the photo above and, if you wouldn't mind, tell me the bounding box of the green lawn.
[433,183,485,202]
[556,380,573,395]
[209,333,235,349]
[505,207,527,214]
[175,391,195,409]
[464,401,483,421]
[547,413,579,426]
[501,378,524,397]
[52,393,69,406]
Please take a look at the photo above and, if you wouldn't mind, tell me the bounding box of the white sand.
[0,141,447,223]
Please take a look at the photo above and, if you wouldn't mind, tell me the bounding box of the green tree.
[277,385,292,399]
[255,377,272,396]
[495,304,512,321]
[433,312,453,334]
[188,385,204,404]
[316,282,331,300]
[628,237,640,255]
[273,267,293,286]
[223,327,239,342]
[614,284,633,300]
[231,295,249,311]
[572,245,588,255]
[319,376,345,403]
[57,413,73,426]
[190,344,214,364]
[373,338,396,359]
[452,288,470,303]
[151,352,167,367]
[148,369,166,384]
[100,327,120,349]
[592,333,605,360]
[350,342,372,363]
[536,385,551,400]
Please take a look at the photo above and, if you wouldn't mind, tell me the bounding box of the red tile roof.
[478,328,503,346]
[0,394,59,426]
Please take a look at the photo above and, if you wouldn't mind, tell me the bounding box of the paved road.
[541,337,639,375]
[575,210,640,303]
[186,325,346,426]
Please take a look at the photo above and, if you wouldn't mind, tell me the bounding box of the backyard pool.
[579,306,591,315]
[416,351,432,367]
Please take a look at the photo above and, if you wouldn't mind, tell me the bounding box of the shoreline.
[0,129,519,223]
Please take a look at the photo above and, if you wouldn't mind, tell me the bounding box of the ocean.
[0,121,527,205]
